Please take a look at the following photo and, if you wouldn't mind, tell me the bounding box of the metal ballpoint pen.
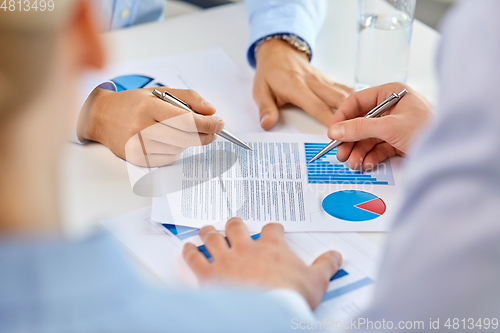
[308,89,408,164]
[152,89,252,150]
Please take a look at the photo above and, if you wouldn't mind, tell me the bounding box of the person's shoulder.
[439,0,500,40]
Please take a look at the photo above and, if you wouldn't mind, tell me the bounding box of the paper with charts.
[100,207,381,322]
[149,132,404,232]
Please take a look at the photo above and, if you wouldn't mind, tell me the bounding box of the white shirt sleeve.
[72,76,117,144]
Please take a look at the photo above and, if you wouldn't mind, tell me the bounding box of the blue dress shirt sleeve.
[245,0,327,68]
[0,232,315,332]
[93,0,166,30]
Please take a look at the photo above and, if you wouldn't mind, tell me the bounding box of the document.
[96,48,403,232]
[100,207,381,321]
[151,133,404,232]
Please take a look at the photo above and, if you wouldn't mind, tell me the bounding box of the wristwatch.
[254,34,312,60]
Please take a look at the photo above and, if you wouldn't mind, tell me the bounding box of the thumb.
[254,83,280,130]
[328,117,393,143]
[310,251,343,291]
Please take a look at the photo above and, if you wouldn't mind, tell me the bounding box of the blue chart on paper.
[322,190,386,222]
[323,269,374,302]
[111,74,165,91]
[162,224,199,241]
[322,277,374,302]
[305,143,394,185]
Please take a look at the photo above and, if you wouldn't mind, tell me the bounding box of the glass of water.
[354,0,416,91]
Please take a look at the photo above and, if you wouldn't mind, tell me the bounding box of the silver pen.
[308,89,408,164]
[152,89,252,150]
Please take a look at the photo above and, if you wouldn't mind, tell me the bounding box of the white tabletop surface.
[59,1,440,248]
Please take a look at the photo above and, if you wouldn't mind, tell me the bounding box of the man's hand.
[183,218,342,310]
[78,87,224,167]
[254,39,353,130]
[328,83,432,170]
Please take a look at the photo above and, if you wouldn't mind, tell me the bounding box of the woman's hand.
[78,87,224,167]
[328,83,432,170]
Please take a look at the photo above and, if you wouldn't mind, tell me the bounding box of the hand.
[328,83,432,170]
[254,39,353,130]
[182,218,343,310]
[78,87,224,167]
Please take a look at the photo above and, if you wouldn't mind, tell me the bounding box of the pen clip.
[365,93,398,118]
[161,90,191,109]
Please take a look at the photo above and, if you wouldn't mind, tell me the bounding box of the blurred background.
[164,0,455,30]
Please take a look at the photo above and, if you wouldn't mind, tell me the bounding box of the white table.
[59,1,440,248]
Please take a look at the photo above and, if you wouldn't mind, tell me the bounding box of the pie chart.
[111,74,165,91]
[322,190,386,222]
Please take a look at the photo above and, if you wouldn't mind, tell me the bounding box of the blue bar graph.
[162,224,199,241]
[330,268,348,281]
[322,277,374,302]
[305,143,394,185]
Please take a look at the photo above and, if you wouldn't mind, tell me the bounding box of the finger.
[141,139,186,155]
[285,85,335,126]
[330,82,408,125]
[310,250,343,287]
[362,142,397,171]
[328,117,394,144]
[182,243,212,278]
[146,96,224,134]
[225,217,252,250]
[123,151,179,168]
[158,111,224,135]
[305,75,351,109]
[336,142,355,162]
[347,138,381,170]
[253,80,280,130]
[199,225,229,258]
[259,223,285,245]
[143,121,216,148]
[150,87,217,116]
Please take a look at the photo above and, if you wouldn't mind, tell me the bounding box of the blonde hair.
[0,0,78,122]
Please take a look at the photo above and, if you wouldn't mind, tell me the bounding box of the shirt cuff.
[246,0,327,68]
[73,77,117,144]
[266,289,315,322]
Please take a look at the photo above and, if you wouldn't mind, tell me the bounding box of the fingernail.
[211,134,218,143]
[331,251,343,263]
[260,113,270,126]
[216,120,225,133]
[202,99,215,109]
[329,124,345,139]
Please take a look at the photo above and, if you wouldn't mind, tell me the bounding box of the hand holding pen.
[314,83,432,171]
[79,87,226,167]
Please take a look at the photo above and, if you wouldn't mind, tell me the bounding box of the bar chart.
[163,224,199,241]
[305,143,394,185]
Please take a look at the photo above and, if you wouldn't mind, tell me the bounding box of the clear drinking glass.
[354,0,416,91]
